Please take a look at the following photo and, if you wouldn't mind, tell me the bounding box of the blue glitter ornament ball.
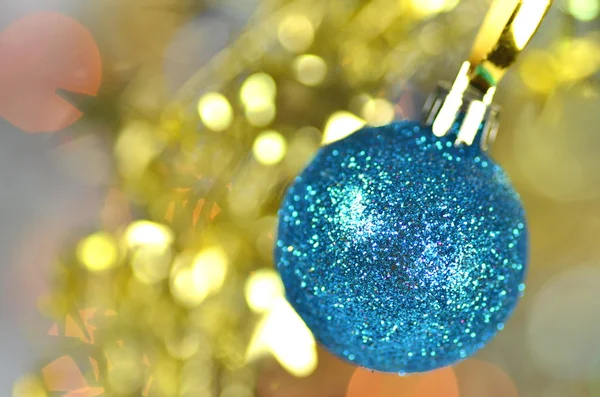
[275,121,527,373]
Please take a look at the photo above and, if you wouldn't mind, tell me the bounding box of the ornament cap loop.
[425,0,553,148]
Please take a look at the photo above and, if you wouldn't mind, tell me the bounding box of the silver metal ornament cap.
[423,0,553,150]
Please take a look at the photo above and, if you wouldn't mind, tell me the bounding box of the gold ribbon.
[468,0,554,93]
[430,0,554,144]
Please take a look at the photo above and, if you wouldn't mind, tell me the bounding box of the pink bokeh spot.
[0,12,102,133]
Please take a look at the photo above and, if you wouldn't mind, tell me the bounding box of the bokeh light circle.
[412,368,459,397]
[513,84,600,202]
[528,266,600,379]
[346,368,420,397]
[454,359,518,397]
[253,131,287,165]
[0,12,101,133]
[590,359,600,397]
[346,367,458,397]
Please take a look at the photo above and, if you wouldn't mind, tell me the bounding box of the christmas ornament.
[276,0,553,373]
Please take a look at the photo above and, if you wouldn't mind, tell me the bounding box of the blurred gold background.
[2,0,600,396]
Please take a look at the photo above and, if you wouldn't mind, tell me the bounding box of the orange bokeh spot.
[101,188,132,231]
[65,309,97,344]
[164,191,226,227]
[89,357,100,382]
[42,356,101,393]
[0,12,101,133]
[454,359,519,397]
[256,345,356,397]
[42,308,156,396]
[412,367,459,397]
[346,368,420,397]
[346,367,458,397]
[63,388,105,397]
[47,308,98,344]
[143,376,154,397]
[48,323,59,336]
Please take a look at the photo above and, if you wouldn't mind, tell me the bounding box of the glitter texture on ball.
[275,121,528,373]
